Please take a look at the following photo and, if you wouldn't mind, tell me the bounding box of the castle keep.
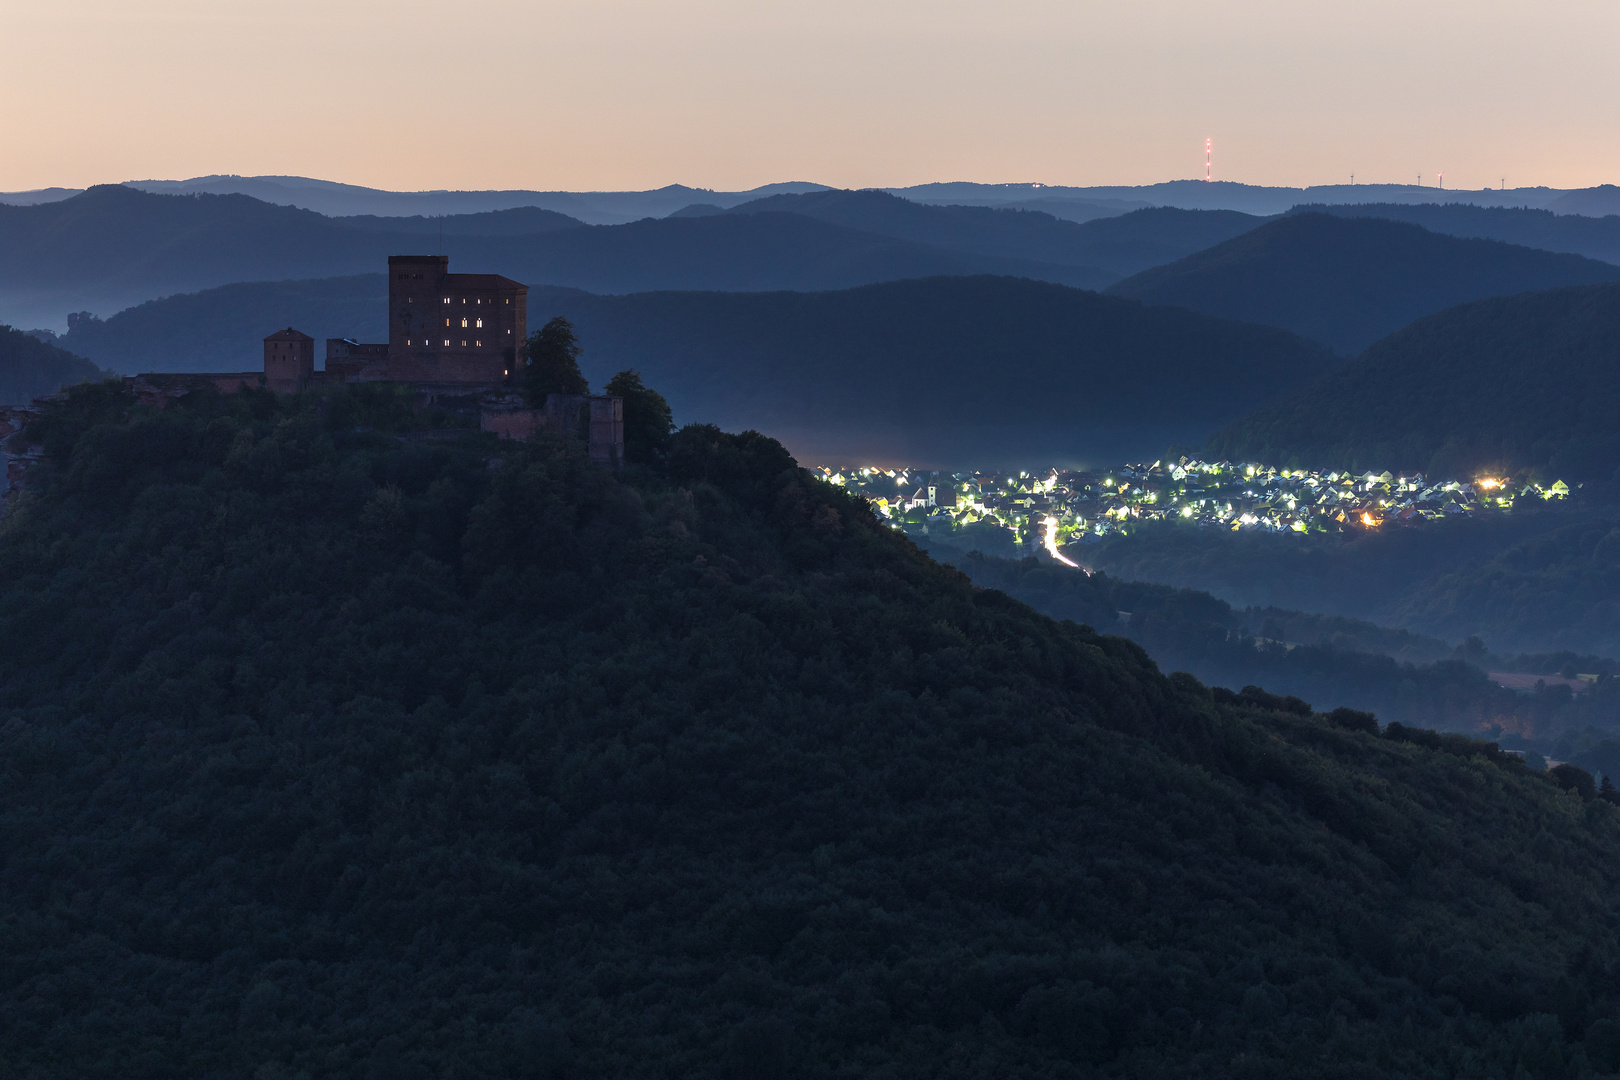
[131,256,622,466]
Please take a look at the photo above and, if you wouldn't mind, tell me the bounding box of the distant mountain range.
[55,276,388,376]
[51,274,1333,466]
[1108,213,1620,354]
[0,186,1119,331]
[715,191,1264,277]
[1298,203,1620,265]
[520,276,1335,465]
[10,174,1620,218]
[1207,281,1620,482]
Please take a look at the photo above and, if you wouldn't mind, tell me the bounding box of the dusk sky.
[6,0,1618,193]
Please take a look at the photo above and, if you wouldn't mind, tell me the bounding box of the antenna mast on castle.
[1205,139,1212,182]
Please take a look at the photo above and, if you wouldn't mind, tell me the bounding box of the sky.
[3,0,1618,193]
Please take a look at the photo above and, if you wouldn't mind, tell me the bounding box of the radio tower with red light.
[1205,139,1212,182]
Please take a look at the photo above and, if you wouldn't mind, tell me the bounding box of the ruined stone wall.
[481,394,625,467]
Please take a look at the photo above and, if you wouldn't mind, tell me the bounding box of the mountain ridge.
[1108,212,1620,353]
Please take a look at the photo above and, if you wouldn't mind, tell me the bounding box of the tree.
[523,316,588,404]
[605,369,674,464]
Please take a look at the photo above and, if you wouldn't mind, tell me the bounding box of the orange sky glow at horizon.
[4,0,1619,194]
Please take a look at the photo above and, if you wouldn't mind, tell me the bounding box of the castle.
[131,255,623,466]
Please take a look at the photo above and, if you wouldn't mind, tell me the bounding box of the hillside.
[334,206,586,236]
[5,384,1620,1075]
[1209,282,1620,483]
[1108,213,1620,353]
[722,190,1253,276]
[50,275,1333,464]
[517,277,1332,465]
[0,324,108,404]
[1301,202,1620,264]
[0,187,1114,331]
[929,544,1620,743]
[57,275,388,374]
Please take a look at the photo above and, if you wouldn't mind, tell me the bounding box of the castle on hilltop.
[131,255,623,466]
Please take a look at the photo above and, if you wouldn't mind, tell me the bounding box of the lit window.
[460,340,467,346]
[443,339,450,346]
[406,297,413,303]
[445,319,451,327]
[443,298,450,304]
[475,340,482,347]
[475,318,483,328]
[461,317,468,328]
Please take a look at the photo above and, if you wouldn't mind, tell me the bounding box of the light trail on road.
[1042,515,1083,570]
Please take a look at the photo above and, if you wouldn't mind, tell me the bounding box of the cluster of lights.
[815,461,1574,551]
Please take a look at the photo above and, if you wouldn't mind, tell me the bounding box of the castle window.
[443,339,450,347]
[475,318,483,328]
[461,340,467,347]
[443,298,450,304]
[475,340,482,347]
[461,317,468,328]
[445,319,451,327]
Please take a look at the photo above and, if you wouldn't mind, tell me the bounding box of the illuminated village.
[818,458,1573,562]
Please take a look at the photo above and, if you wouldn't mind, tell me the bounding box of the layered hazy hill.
[1109,213,1620,353]
[1208,281,1620,482]
[5,385,1620,1075]
[0,325,108,405]
[523,277,1333,465]
[1299,202,1620,264]
[717,189,1264,276]
[0,186,1121,330]
[57,276,388,375]
[58,274,1334,466]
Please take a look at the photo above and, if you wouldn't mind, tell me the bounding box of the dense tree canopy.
[3,385,1620,1077]
[604,368,674,464]
[522,315,589,403]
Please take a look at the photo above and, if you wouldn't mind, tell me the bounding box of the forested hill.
[5,385,1620,1075]
[1208,282,1620,483]
[0,186,1116,331]
[1108,212,1620,354]
[53,275,1335,467]
[1299,202,1620,265]
[522,276,1335,466]
[0,324,107,404]
[721,189,1263,276]
[58,275,388,375]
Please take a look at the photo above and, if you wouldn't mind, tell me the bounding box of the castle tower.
[263,327,314,392]
[387,254,527,384]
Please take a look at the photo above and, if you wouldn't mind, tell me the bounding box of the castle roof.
[265,327,314,342]
[441,273,528,293]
